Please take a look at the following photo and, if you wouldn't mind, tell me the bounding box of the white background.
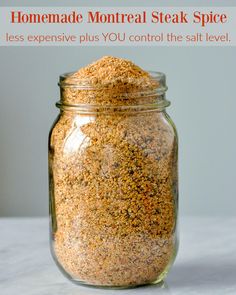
[0,0,236,216]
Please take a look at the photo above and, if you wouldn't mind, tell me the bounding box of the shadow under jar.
[48,71,179,288]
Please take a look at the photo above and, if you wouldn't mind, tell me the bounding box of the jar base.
[60,267,169,290]
[51,241,176,290]
[69,278,166,290]
[50,230,178,289]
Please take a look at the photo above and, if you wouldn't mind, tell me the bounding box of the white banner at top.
[0,7,235,46]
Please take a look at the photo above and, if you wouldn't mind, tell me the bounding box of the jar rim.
[58,70,168,94]
[58,71,170,110]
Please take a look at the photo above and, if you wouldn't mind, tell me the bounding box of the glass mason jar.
[49,71,178,288]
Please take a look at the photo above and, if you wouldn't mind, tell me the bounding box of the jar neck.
[57,71,169,112]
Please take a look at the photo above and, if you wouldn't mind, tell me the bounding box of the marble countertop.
[0,217,235,295]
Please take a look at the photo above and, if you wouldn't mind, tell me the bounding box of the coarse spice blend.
[49,56,179,288]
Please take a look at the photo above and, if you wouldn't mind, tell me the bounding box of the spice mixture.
[49,56,178,287]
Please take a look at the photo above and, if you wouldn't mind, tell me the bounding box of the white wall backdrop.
[0,0,236,216]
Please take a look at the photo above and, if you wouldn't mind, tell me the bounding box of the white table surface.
[0,217,235,295]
